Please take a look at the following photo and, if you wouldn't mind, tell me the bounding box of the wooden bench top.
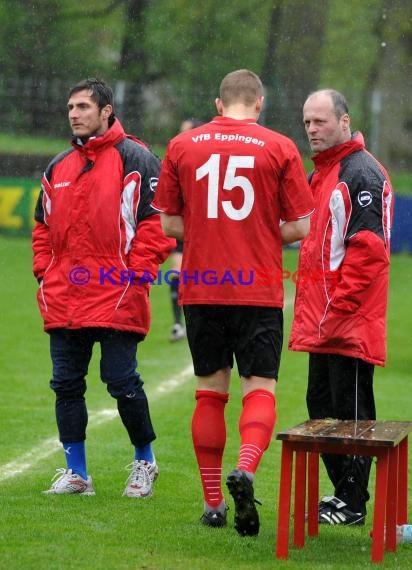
[276,419,412,448]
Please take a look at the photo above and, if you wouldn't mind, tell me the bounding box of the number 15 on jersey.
[196,154,255,221]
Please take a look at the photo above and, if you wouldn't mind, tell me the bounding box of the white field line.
[0,363,194,482]
[0,294,296,483]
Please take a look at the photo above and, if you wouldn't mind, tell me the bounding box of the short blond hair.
[219,69,263,107]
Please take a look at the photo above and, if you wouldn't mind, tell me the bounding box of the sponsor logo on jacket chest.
[54,181,71,189]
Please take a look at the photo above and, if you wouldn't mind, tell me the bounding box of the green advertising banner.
[0,178,41,235]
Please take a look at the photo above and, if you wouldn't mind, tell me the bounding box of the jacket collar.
[71,118,126,159]
[312,131,365,168]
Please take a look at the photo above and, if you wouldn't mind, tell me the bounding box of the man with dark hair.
[154,69,314,536]
[289,89,393,525]
[69,77,116,125]
[32,77,175,498]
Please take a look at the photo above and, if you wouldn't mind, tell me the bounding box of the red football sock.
[237,389,276,474]
[192,390,229,508]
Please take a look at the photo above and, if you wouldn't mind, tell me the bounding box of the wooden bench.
[275,419,412,563]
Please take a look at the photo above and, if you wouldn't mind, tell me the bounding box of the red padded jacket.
[289,133,393,366]
[32,119,175,335]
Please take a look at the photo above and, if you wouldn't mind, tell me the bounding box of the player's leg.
[306,352,346,507]
[306,352,334,419]
[45,328,94,495]
[320,355,375,524]
[184,305,231,527]
[99,328,158,498]
[169,245,186,341]
[236,306,282,475]
[227,306,281,536]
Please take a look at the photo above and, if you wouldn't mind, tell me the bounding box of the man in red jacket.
[289,89,393,525]
[32,78,174,498]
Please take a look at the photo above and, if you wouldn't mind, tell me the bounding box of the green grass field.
[0,236,411,569]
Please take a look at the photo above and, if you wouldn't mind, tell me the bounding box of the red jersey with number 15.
[154,116,314,307]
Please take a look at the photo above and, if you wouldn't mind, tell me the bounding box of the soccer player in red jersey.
[154,69,314,536]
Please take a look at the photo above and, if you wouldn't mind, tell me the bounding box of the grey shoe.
[170,323,186,342]
[43,468,95,495]
[123,460,159,498]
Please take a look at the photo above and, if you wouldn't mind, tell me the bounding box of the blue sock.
[134,444,154,463]
[63,441,87,480]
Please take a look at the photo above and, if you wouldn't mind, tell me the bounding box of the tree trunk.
[118,0,151,135]
[261,2,327,150]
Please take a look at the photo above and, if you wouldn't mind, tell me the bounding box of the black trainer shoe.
[318,496,365,525]
[201,508,228,528]
[226,469,260,537]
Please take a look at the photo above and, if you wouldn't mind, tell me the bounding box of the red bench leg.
[293,451,307,547]
[398,436,408,524]
[276,443,293,559]
[371,449,389,563]
[385,446,399,552]
[307,451,319,536]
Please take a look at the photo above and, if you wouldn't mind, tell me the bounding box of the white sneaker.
[43,468,95,495]
[123,459,159,498]
[170,323,186,342]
